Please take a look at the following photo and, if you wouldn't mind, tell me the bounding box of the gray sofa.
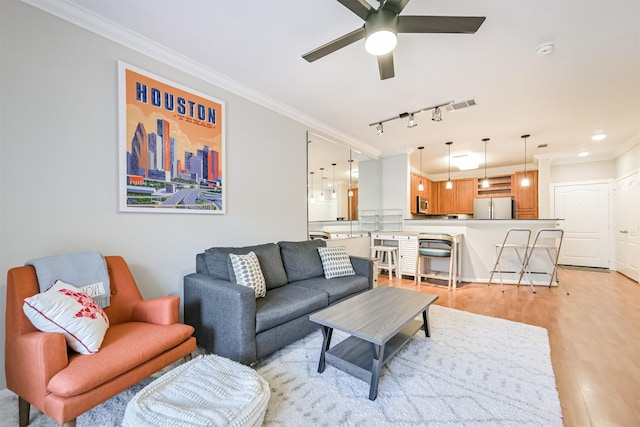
[183,239,374,365]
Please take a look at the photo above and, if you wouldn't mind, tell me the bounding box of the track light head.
[407,113,417,128]
[376,123,383,136]
[432,107,442,122]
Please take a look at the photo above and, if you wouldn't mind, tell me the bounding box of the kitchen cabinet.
[475,175,514,198]
[456,179,475,214]
[370,233,418,279]
[410,173,435,214]
[437,181,456,214]
[514,170,538,219]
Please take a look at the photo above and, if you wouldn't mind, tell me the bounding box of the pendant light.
[331,163,337,199]
[417,146,424,192]
[521,134,530,187]
[445,141,453,190]
[319,167,325,199]
[309,171,314,200]
[481,138,490,188]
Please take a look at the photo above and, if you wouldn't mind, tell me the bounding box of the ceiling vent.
[445,99,477,112]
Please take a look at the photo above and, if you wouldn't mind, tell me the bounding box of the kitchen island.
[310,218,564,287]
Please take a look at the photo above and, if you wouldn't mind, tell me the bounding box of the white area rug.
[0,306,562,426]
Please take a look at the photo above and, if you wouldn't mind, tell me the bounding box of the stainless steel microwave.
[417,196,429,214]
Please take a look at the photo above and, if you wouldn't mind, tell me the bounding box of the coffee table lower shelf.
[323,319,423,397]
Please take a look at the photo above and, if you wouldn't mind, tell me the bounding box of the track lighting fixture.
[417,146,424,191]
[368,100,453,134]
[521,134,530,187]
[446,142,453,190]
[319,167,325,199]
[407,113,417,128]
[431,107,442,122]
[331,163,337,199]
[482,138,490,188]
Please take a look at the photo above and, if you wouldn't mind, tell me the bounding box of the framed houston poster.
[118,61,225,214]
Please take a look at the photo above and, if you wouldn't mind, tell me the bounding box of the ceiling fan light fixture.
[365,30,397,56]
[364,10,398,56]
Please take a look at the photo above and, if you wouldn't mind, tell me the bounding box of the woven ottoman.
[123,354,270,427]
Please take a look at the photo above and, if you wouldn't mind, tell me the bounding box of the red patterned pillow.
[23,280,110,354]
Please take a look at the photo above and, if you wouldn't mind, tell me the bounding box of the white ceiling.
[35,0,640,179]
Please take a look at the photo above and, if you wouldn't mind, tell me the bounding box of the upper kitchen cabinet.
[475,175,514,198]
[514,170,538,219]
[456,178,475,214]
[437,180,457,214]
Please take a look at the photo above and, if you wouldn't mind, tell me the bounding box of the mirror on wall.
[307,134,360,230]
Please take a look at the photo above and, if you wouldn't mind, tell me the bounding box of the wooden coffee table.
[309,286,438,400]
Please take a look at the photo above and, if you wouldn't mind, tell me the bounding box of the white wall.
[616,143,640,178]
[550,159,616,183]
[381,153,411,217]
[0,0,310,388]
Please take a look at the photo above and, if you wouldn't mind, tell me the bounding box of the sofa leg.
[18,397,29,427]
[183,353,193,363]
[62,419,76,427]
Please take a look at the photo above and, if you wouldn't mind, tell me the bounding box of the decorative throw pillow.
[229,252,267,298]
[23,280,110,354]
[317,246,356,279]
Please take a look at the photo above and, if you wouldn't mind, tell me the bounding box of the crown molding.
[21,0,381,159]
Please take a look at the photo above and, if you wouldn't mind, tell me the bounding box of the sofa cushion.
[255,285,327,333]
[47,321,195,397]
[229,252,267,298]
[317,246,356,279]
[278,240,326,282]
[204,243,288,290]
[292,275,370,305]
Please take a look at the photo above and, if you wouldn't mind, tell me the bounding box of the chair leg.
[18,397,29,427]
[62,419,77,427]
[448,253,454,291]
[184,353,193,363]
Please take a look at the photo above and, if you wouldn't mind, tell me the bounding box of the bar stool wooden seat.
[371,245,399,279]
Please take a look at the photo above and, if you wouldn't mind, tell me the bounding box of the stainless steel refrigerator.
[473,197,514,219]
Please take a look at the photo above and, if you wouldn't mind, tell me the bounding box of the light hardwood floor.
[377,267,640,427]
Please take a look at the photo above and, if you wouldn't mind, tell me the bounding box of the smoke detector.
[536,43,554,56]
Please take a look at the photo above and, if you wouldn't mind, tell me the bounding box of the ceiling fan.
[302,0,486,80]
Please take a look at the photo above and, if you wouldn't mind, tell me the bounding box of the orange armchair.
[5,256,197,427]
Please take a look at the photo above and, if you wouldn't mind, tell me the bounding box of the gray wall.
[0,0,309,388]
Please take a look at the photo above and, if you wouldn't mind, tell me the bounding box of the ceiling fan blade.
[381,0,411,15]
[377,52,395,80]
[397,16,486,34]
[302,27,366,62]
[337,0,376,21]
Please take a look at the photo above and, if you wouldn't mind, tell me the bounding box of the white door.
[614,173,639,281]
[553,183,610,268]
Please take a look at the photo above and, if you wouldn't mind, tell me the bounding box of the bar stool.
[488,228,532,293]
[414,234,455,291]
[519,228,569,294]
[370,245,399,279]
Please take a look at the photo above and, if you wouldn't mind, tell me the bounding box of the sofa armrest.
[131,296,179,325]
[183,273,258,364]
[6,332,68,406]
[350,256,375,289]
